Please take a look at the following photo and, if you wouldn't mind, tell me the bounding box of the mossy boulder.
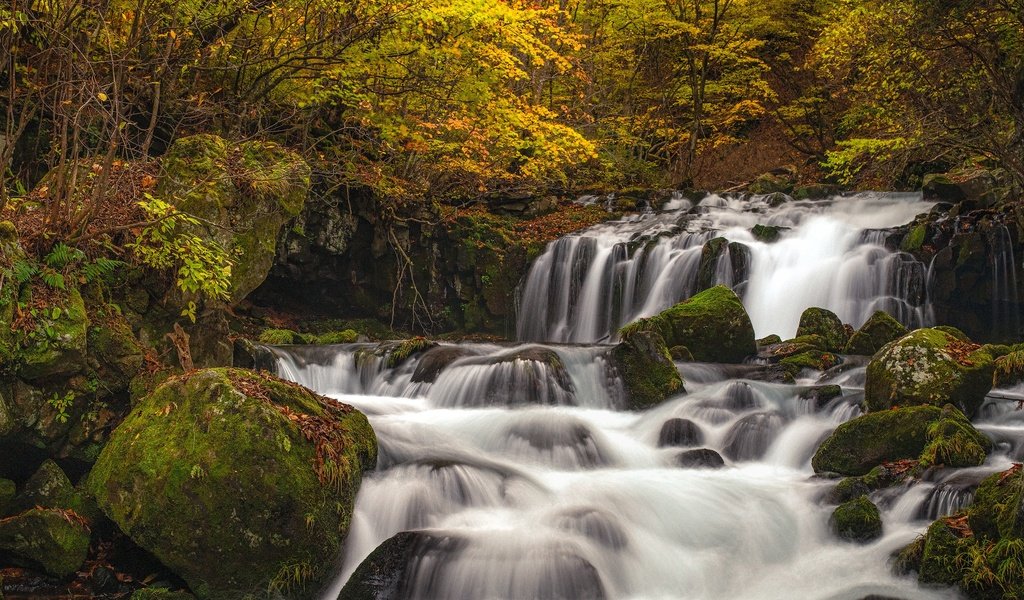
[86,368,378,599]
[796,308,849,353]
[311,329,359,345]
[87,312,145,391]
[830,496,882,542]
[258,328,303,345]
[18,287,89,381]
[7,460,74,515]
[843,311,908,356]
[619,285,755,363]
[750,224,783,243]
[131,589,197,600]
[0,507,90,577]
[864,328,995,417]
[0,478,15,516]
[611,331,684,410]
[159,134,311,304]
[812,405,987,476]
[994,349,1024,389]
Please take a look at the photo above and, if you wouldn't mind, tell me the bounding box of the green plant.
[47,391,75,423]
[128,195,232,322]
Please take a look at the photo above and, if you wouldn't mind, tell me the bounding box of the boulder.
[750,224,783,243]
[657,418,703,448]
[812,405,988,476]
[799,385,843,411]
[830,496,882,543]
[864,328,995,417]
[0,477,14,515]
[158,134,311,304]
[796,308,849,353]
[619,286,756,363]
[0,507,90,577]
[411,346,476,383]
[86,368,377,599]
[18,286,89,381]
[610,331,684,409]
[843,311,908,356]
[7,459,74,515]
[675,448,725,469]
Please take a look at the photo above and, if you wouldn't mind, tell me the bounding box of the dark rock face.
[657,418,704,448]
[675,448,726,469]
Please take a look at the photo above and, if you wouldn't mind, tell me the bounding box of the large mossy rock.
[904,465,1024,598]
[864,328,994,417]
[0,507,90,577]
[619,285,755,363]
[830,496,882,542]
[796,307,849,353]
[86,368,378,599]
[610,331,684,410]
[812,405,989,476]
[843,310,908,356]
[17,286,89,381]
[158,134,311,303]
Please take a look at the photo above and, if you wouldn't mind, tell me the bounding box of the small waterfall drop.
[517,193,935,342]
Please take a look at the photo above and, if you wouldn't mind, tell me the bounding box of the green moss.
[7,460,74,515]
[19,286,90,381]
[750,224,783,243]
[994,350,1024,388]
[311,330,359,345]
[813,405,943,475]
[611,331,684,409]
[258,328,302,345]
[901,223,928,252]
[0,508,90,578]
[0,478,15,516]
[619,285,755,363]
[843,310,908,355]
[864,328,995,417]
[86,368,377,599]
[796,308,849,353]
[780,350,841,375]
[387,337,437,368]
[131,589,196,600]
[919,405,991,468]
[830,496,882,542]
[934,325,970,341]
[756,334,782,347]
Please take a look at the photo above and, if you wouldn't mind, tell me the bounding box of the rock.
[922,169,1001,210]
[675,448,725,469]
[668,345,693,361]
[385,337,438,368]
[697,237,729,291]
[799,385,843,410]
[131,589,197,600]
[257,328,302,345]
[830,496,882,542]
[755,334,782,347]
[750,224,783,243]
[18,287,90,381]
[722,412,784,461]
[410,346,475,383]
[311,330,359,345]
[158,134,311,304]
[864,328,995,417]
[619,285,756,363]
[843,311,908,356]
[86,368,377,599]
[7,459,74,515]
[900,222,928,252]
[0,507,90,577]
[792,184,841,200]
[338,530,606,600]
[812,404,988,476]
[994,349,1024,388]
[750,170,794,195]
[610,331,684,409]
[87,313,145,391]
[779,349,842,376]
[0,477,14,516]
[796,308,849,353]
[657,418,703,448]
[968,466,1024,541]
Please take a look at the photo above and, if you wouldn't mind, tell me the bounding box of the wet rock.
[722,412,784,461]
[553,508,628,549]
[830,496,882,542]
[865,328,995,417]
[843,311,908,356]
[799,385,843,411]
[796,307,849,353]
[611,331,684,410]
[675,448,726,469]
[750,224,783,243]
[86,368,378,599]
[411,346,475,383]
[618,285,756,364]
[657,418,703,448]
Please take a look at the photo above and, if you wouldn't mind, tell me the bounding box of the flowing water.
[262,193,1024,599]
[517,192,935,342]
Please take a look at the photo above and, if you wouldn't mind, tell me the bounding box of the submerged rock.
[830,496,882,543]
[86,368,377,599]
[864,328,994,417]
[675,448,726,469]
[618,285,756,363]
[843,311,908,356]
[611,331,684,409]
[657,418,703,448]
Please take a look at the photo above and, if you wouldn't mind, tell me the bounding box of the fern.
[81,257,126,284]
[11,258,37,283]
[44,242,85,270]
[39,268,66,290]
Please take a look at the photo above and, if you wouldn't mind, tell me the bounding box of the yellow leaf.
[97,92,108,102]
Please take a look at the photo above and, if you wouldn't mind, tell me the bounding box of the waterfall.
[517,192,936,342]
[991,225,1022,340]
[253,340,1024,600]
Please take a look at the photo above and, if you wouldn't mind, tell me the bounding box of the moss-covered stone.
[158,134,311,304]
[7,460,74,515]
[843,311,908,356]
[864,328,995,417]
[0,478,15,516]
[918,405,992,469]
[755,334,782,347]
[386,337,438,368]
[0,507,90,577]
[994,350,1024,389]
[619,285,755,363]
[130,589,196,600]
[697,237,729,291]
[87,312,145,391]
[311,329,359,345]
[750,224,783,243]
[750,172,794,195]
[18,287,90,381]
[830,496,882,542]
[901,223,928,252]
[86,368,377,599]
[796,307,849,353]
[610,331,684,410]
[258,328,302,345]
[779,350,841,375]
[813,406,943,475]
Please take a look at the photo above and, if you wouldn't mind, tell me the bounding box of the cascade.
[517,193,935,343]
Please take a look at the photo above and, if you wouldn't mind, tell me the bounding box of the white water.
[263,343,1024,600]
[518,192,935,342]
